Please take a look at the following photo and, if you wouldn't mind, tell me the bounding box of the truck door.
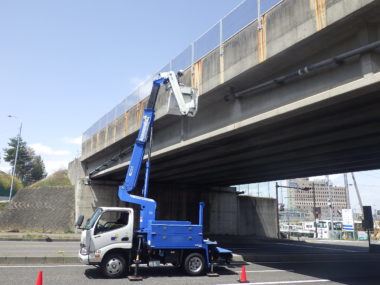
[90,209,133,252]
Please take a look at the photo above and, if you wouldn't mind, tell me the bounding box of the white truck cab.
[78,207,134,276]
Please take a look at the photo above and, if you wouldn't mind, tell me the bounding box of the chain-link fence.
[83,0,283,141]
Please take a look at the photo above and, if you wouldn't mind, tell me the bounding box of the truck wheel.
[183,252,205,276]
[101,253,127,278]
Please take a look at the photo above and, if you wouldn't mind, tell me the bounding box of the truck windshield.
[85,208,103,230]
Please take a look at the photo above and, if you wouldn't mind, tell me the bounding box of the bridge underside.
[85,0,380,187]
[98,82,380,186]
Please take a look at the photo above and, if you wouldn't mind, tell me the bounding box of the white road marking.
[217,279,330,285]
[234,269,294,273]
[276,242,359,252]
[0,264,88,268]
[257,259,371,264]
[229,247,258,250]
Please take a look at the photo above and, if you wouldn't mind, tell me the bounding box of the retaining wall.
[0,187,75,233]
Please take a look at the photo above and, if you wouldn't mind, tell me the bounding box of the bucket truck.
[75,71,232,279]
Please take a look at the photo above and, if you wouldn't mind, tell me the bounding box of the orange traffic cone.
[238,265,249,283]
[35,271,43,285]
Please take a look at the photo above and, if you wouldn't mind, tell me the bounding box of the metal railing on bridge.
[82,0,283,142]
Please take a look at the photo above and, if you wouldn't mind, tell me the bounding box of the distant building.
[287,178,350,220]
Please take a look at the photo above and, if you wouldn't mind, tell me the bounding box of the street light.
[7,115,22,202]
[275,182,314,239]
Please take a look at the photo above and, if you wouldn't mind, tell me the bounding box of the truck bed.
[147,220,203,248]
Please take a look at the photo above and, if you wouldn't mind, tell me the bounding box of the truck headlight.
[95,250,101,258]
[80,246,88,255]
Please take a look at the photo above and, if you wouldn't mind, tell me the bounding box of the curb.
[0,238,80,242]
[0,236,80,242]
[239,253,380,263]
[0,256,79,264]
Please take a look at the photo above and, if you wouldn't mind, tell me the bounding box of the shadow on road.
[84,264,238,280]
[226,239,380,285]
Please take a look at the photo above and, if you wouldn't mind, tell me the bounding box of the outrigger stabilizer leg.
[128,235,144,281]
[207,256,219,277]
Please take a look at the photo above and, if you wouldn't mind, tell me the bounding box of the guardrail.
[83,0,283,141]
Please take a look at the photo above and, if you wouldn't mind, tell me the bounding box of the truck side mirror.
[75,215,84,228]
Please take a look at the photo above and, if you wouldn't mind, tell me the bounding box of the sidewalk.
[0,231,80,242]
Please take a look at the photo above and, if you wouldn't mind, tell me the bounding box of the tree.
[3,137,32,182]
[29,155,47,182]
[3,137,47,185]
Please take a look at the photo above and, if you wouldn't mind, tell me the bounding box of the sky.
[0,0,379,211]
[0,0,242,174]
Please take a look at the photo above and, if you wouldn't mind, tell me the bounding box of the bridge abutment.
[69,160,277,238]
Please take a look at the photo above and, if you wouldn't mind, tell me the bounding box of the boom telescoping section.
[118,71,198,233]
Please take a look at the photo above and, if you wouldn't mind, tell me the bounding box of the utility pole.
[326,175,334,239]
[8,115,22,202]
[312,182,318,238]
[275,182,311,239]
[275,182,280,239]
[343,173,351,209]
[351,173,363,215]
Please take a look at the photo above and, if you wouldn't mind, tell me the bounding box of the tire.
[101,253,127,278]
[183,252,206,276]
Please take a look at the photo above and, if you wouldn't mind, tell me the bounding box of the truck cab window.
[86,208,103,230]
[95,211,129,235]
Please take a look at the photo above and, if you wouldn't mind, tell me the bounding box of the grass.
[29,170,73,188]
[0,202,8,214]
[0,171,23,196]
[0,203,8,209]
[22,233,45,239]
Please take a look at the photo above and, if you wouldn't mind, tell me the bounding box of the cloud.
[44,159,71,174]
[30,143,70,156]
[0,164,11,174]
[63,136,82,145]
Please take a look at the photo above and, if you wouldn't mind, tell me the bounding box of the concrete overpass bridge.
[69,0,380,237]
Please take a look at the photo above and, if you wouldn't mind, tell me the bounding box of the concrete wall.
[237,196,277,238]
[0,187,75,233]
[204,191,277,238]
[75,180,122,224]
[71,176,277,237]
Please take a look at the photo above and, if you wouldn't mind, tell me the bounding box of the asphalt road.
[0,239,371,257]
[1,258,380,285]
[0,239,379,284]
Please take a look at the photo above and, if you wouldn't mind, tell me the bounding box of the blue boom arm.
[118,77,166,232]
